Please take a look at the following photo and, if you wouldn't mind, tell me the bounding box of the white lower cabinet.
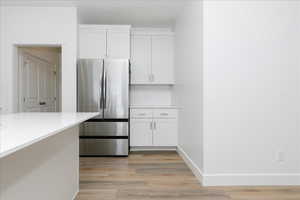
[130,119,153,146]
[153,119,177,146]
[130,108,178,147]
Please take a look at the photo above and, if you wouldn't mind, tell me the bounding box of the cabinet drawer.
[153,109,177,119]
[131,109,153,118]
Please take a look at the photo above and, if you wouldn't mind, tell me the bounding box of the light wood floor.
[76,151,300,200]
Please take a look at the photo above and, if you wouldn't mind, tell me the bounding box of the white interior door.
[22,56,40,112]
[131,35,151,84]
[151,35,174,84]
[38,62,56,112]
[21,53,57,112]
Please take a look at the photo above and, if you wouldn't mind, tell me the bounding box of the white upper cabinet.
[131,30,175,85]
[79,25,131,59]
[131,35,151,84]
[79,28,107,59]
[151,36,174,84]
[107,30,130,59]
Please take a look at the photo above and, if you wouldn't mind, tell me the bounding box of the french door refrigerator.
[77,59,130,156]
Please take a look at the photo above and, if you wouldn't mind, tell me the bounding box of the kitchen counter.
[0,112,98,200]
[0,112,99,158]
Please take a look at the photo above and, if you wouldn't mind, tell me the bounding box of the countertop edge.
[0,113,98,159]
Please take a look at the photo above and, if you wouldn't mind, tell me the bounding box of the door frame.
[17,47,60,112]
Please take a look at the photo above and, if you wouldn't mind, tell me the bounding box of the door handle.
[100,60,104,109]
[148,74,152,82]
[39,102,46,105]
[103,71,107,109]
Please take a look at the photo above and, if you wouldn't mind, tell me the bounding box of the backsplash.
[130,85,175,106]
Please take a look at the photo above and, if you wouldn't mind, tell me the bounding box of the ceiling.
[0,0,193,27]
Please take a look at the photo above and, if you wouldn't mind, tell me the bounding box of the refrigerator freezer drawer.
[80,121,128,137]
[80,139,128,156]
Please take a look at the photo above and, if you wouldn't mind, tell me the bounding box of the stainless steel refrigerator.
[77,59,130,156]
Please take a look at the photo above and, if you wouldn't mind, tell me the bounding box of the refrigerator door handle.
[100,60,104,109]
[104,68,107,109]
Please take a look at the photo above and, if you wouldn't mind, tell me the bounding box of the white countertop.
[0,112,99,159]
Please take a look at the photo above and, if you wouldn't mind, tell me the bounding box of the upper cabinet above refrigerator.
[131,29,175,85]
[79,25,131,59]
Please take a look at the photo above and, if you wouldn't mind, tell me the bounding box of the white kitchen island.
[0,112,99,200]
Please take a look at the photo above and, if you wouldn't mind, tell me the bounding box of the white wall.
[1,6,77,113]
[203,1,300,185]
[174,2,203,172]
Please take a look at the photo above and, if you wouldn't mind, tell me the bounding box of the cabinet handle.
[138,113,146,116]
[160,113,169,116]
[39,102,46,105]
[148,74,155,82]
[150,121,153,130]
[154,121,157,130]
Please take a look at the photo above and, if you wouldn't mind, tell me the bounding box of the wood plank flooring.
[75,151,300,200]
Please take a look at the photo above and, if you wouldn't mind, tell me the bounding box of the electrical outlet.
[277,151,285,163]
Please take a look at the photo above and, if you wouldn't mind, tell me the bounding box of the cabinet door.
[107,30,130,59]
[79,28,107,59]
[131,35,151,84]
[130,119,153,146]
[151,35,174,84]
[153,119,177,146]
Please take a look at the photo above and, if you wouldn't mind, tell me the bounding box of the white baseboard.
[130,146,177,151]
[176,146,203,185]
[202,173,300,186]
[72,190,78,200]
[177,146,300,186]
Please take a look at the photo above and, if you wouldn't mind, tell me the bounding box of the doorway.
[18,46,62,112]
